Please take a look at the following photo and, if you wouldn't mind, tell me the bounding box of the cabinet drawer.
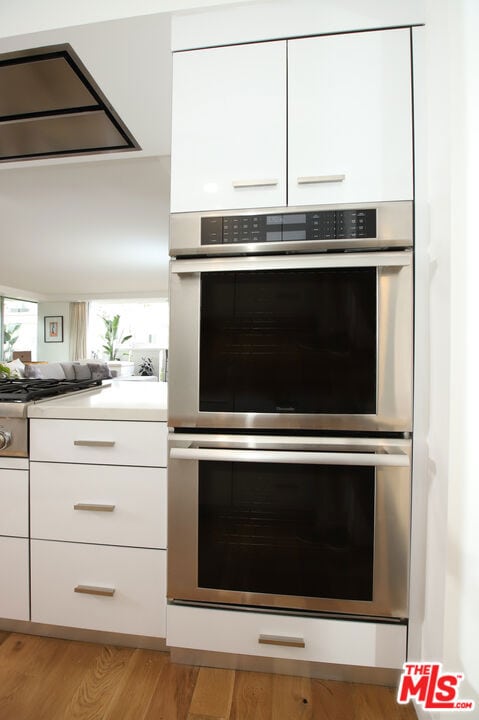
[0,469,28,537]
[31,540,166,637]
[167,604,406,669]
[30,419,167,467]
[30,463,166,549]
[0,537,29,621]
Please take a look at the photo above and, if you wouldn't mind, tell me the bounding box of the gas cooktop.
[0,377,102,403]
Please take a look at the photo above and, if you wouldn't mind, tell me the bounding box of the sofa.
[5,359,113,381]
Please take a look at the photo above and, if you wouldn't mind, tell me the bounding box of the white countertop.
[27,380,168,422]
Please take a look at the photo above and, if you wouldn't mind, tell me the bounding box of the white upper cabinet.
[170,41,287,212]
[288,29,413,206]
[170,29,413,213]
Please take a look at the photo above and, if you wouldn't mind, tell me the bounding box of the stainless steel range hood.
[0,44,140,162]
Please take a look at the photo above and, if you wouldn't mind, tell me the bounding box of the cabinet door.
[0,468,28,537]
[0,537,29,621]
[288,29,413,206]
[171,41,286,212]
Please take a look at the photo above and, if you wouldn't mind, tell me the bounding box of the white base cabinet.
[31,540,166,637]
[0,537,29,621]
[29,418,168,639]
[167,604,407,669]
[0,464,29,621]
[30,462,167,549]
[30,419,167,468]
[0,467,28,537]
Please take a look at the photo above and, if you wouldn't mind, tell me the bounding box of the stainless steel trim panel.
[0,417,28,457]
[169,646,402,685]
[167,434,412,619]
[169,200,413,257]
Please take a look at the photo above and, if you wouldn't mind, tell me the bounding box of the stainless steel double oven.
[168,201,413,620]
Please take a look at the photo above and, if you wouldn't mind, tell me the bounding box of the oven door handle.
[170,250,412,275]
[169,447,409,467]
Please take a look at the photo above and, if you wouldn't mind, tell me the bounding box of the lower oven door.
[168,433,411,619]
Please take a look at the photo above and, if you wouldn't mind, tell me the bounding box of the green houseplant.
[100,314,132,361]
[0,363,11,378]
[3,323,21,362]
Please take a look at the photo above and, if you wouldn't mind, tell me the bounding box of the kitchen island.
[27,378,168,422]
[7,379,169,647]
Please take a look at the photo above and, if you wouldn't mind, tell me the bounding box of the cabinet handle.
[297,174,345,184]
[171,446,409,468]
[74,503,116,512]
[258,634,305,649]
[74,440,116,447]
[74,585,115,597]
[232,179,278,188]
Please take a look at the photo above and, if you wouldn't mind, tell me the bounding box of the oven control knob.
[0,431,12,450]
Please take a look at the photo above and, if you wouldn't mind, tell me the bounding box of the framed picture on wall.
[44,316,64,343]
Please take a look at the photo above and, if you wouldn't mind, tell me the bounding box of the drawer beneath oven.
[0,468,28,537]
[31,540,166,638]
[30,419,167,467]
[0,537,29,621]
[167,604,407,669]
[30,462,166,549]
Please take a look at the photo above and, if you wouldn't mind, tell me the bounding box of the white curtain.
[70,302,88,360]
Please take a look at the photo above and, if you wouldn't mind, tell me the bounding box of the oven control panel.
[201,209,377,246]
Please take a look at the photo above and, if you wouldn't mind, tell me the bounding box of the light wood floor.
[0,631,417,719]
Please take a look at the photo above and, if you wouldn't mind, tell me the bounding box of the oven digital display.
[201,209,376,245]
[283,213,306,224]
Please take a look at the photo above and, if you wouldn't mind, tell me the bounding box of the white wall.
[0,0,248,38]
[0,156,170,299]
[444,0,479,712]
[410,2,479,718]
[37,302,71,361]
[172,0,425,50]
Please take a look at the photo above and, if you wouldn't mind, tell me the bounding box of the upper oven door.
[169,250,413,433]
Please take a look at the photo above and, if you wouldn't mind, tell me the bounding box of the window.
[87,300,168,360]
[1,297,38,361]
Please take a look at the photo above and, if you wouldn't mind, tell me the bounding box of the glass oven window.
[198,460,375,602]
[199,268,377,414]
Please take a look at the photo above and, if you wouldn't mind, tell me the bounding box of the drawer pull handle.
[74,440,116,447]
[74,503,116,512]
[258,634,305,649]
[74,585,115,597]
[297,174,345,185]
[232,178,278,188]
